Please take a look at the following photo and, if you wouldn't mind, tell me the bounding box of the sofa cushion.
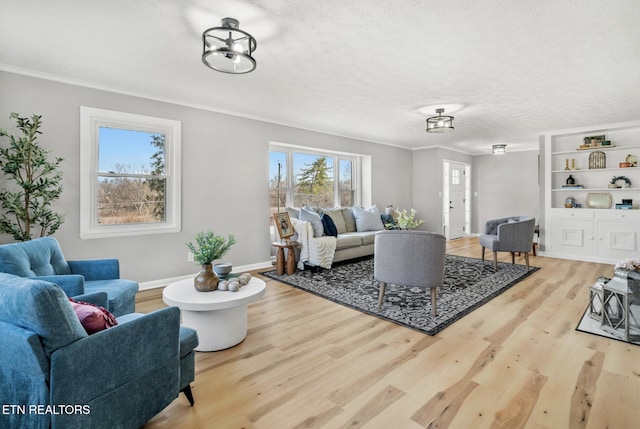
[342,207,357,232]
[322,208,347,234]
[300,207,324,237]
[320,213,338,237]
[335,234,364,250]
[353,205,385,232]
[0,237,72,277]
[286,207,300,219]
[0,273,87,357]
[69,298,118,334]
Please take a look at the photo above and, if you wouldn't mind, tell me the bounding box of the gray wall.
[412,147,473,234]
[0,71,413,282]
[471,150,540,233]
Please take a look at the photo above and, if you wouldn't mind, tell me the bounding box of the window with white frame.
[80,107,181,239]
[268,143,361,220]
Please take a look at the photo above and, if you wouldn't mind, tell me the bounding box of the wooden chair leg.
[481,246,485,261]
[181,385,194,406]
[493,251,498,270]
[511,252,515,264]
[524,252,530,271]
[430,287,438,317]
[377,282,387,309]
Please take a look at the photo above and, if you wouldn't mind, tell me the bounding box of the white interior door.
[445,162,468,239]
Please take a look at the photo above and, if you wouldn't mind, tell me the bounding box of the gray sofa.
[286,206,389,267]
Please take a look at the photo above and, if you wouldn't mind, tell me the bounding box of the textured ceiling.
[1,0,639,154]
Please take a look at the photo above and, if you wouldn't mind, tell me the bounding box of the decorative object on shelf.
[586,193,612,209]
[426,108,454,133]
[202,17,257,74]
[588,151,606,169]
[492,144,506,155]
[620,162,631,168]
[564,196,575,208]
[609,176,632,188]
[187,230,237,292]
[566,175,575,185]
[273,212,294,240]
[585,135,606,146]
[564,159,570,170]
[626,154,638,167]
[601,265,640,342]
[564,158,577,170]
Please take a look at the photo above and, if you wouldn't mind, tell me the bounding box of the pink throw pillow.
[68,298,118,334]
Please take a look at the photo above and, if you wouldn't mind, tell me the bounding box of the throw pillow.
[320,213,338,237]
[342,207,357,232]
[322,208,347,234]
[286,207,300,219]
[69,298,118,335]
[300,207,324,237]
[353,205,385,232]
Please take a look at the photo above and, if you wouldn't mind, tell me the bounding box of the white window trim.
[80,106,181,239]
[269,142,363,208]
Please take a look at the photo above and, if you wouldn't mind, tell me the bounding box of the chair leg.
[524,252,530,271]
[481,246,485,261]
[511,252,515,264]
[430,288,438,317]
[377,282,387,309]
[181,385,194,406]
[493,251,498,270]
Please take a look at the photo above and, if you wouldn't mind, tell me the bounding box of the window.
[268,143,361,218]
[80,107,181,239]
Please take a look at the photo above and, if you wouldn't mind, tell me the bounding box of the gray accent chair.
[479,216,535,270]
[374,230,446,316]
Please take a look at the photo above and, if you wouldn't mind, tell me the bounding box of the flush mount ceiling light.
[426,108,455,133]
[202,17,257,74]
[492,144,507,155]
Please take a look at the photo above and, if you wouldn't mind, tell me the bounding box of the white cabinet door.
[550,219,595,257]
[596,221,640,260]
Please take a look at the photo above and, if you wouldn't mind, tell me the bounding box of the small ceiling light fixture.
[492,144,507,155]
[202,17,257,74]
[426,108,455,133]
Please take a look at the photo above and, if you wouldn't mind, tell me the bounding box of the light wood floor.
[141,237,640,429]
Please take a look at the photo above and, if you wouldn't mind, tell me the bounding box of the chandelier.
[202,17,257,74]
[426,108,454,133]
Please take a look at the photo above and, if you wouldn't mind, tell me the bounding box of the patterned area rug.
[262,255,539,335]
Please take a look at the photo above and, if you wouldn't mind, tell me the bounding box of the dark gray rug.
[262,255,539,335]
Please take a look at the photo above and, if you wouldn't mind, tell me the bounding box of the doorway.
[443,160,471,240]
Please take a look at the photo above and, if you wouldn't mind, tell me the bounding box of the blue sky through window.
[98,127,163,173]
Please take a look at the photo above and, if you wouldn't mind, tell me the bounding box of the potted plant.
[186,230,236,292]
[0,113,65,241]
[395,208,424,230]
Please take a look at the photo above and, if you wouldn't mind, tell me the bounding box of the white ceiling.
[1,0,639,154]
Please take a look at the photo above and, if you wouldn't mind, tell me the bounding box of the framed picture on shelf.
[273,212,294,240]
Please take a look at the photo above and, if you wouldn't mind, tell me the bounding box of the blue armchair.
[0,237,138,316]
[0,273,198,429]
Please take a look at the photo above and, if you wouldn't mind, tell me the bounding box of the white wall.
[471,150,540,233]
[0,71,413,282]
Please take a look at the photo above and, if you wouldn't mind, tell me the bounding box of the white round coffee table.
[163,276,266,352]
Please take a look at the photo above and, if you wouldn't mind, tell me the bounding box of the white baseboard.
[138,260,274,291]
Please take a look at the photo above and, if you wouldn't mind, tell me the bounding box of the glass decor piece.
[586,193,613,209]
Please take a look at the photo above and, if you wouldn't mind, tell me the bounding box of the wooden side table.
[272,241,299,275]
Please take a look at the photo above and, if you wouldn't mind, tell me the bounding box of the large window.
[269,143,360,219]
[80,107,181,239]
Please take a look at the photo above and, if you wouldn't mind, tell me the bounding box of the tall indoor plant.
[186,230,236,292]
[0,113,65,241]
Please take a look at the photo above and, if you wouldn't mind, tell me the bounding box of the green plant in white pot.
[187,230,236,292]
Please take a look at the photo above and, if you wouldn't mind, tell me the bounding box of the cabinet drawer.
[549,208,594,219]
[595,210,640,221]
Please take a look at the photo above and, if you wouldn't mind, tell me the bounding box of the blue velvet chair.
[0,273,198,429]
[0,237,138,316]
